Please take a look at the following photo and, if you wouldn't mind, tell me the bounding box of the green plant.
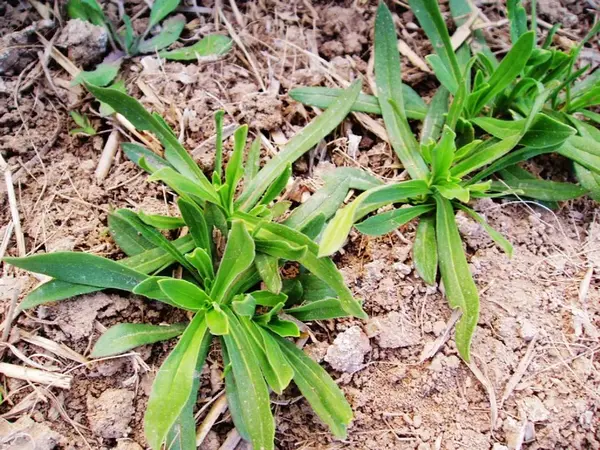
[445,0,600,201]
[67,0,233,87]
[5,82,370,450]
[310,2,592,361]
[293,0,600,205]
[69,110,97,136]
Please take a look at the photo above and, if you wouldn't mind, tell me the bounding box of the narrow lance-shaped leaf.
[159,34,233,60]
[144,313,211,450]
[454,204,513,257]
[210,220,255,302]
[413,215,437,285]
[275,335,353,439]
[221,308,275,450]
[355,204,434,236]
[5,252,147,291]
[109,209,155,256]
[148,0,180,29]
[18,236,195,310]
[236,80,362,211]
[420,86,449,145]
[91,322,187,358]
[139,15,187,53]
[255,254,282,293]
[409,0,462,84]
[375,2,429,180]
[434,194,479,361]
[288,85,428,120]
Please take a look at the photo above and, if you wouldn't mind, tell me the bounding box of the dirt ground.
[1,0,599,449]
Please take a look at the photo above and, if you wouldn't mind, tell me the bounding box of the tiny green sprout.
[66,0,233,87]
[5,81,371,450]
[69,111,96,136]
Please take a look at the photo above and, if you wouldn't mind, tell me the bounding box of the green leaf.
[206,304,229,335]
[436,182,470,203]
[574,163,600,201]
[144,313,211,450]
[255,254,282,293]
[286,298,347,321]
[319,180,431,257]
[507,0,528,43]
[413,215,437,285]
[108,209,156,256]
[224,125,248,207]
[236,81,362,211]
[73,60,120,87]
[177,198,211,254]
[426,54,459,94]
[237,213,366,319]
[158,278,211,310]
[149,0,181,29]
[210,221,255,302]
[5,252,146,291]
[469,31,535,114]
[244,138,261,189]
[159,34,233,60]
[221,343,251,441]
[450,135,521,178]
[139,211,185,230]
[556,135,600,175]
[185,248,214,281]
[471,114,576,149]
[409,0,462,84]
[69,111,96,136]
[355,204,434,236]
[260,164,291,205]
[238,318,293,394]
[114,209,201,282]
[288,85,428,120]
[122,142,173,173]
[87,84,210,184]
[276,335,353,438]
[254,239,307,261]
[139,14,186,53]
[18,236,195,310]
[449,0,497,65]
[284,168,383,231]
[148,167,220,204]
[434,194,479,361]
[455,204,513,256]
[221,308,275,450]
[431,126,456,182]
[375,2,429,180]
[91,322,187,358]
[492,177,588,201]
[420,86,449,145]
[232,294,256,317]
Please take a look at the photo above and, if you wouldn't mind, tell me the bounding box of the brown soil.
[1,1,599,450]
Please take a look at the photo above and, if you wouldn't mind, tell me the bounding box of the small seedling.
[67,0,233,87]
[5,82,369,450]
[69,111,97,136]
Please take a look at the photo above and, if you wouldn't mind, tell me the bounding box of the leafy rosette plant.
[68,0,233,87]
[310,2,593,362]
[445,0,600,201]
[5,83,370,449]
[294,0,599,204]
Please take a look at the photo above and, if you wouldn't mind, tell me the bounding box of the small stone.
[417,443,431,450]
[367,311,420,349]
[0,416,63,450]
[56,19,108,66]
[519,319,538,342]
[523,421,536,443]
[87,389,135,439]
[428,354,444,372]
[444,355,461,369]
[580,411,594,429]
[413,414,422,428]
[324,326,371,373]
[492,444,509,450]
[521,396,550,422]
